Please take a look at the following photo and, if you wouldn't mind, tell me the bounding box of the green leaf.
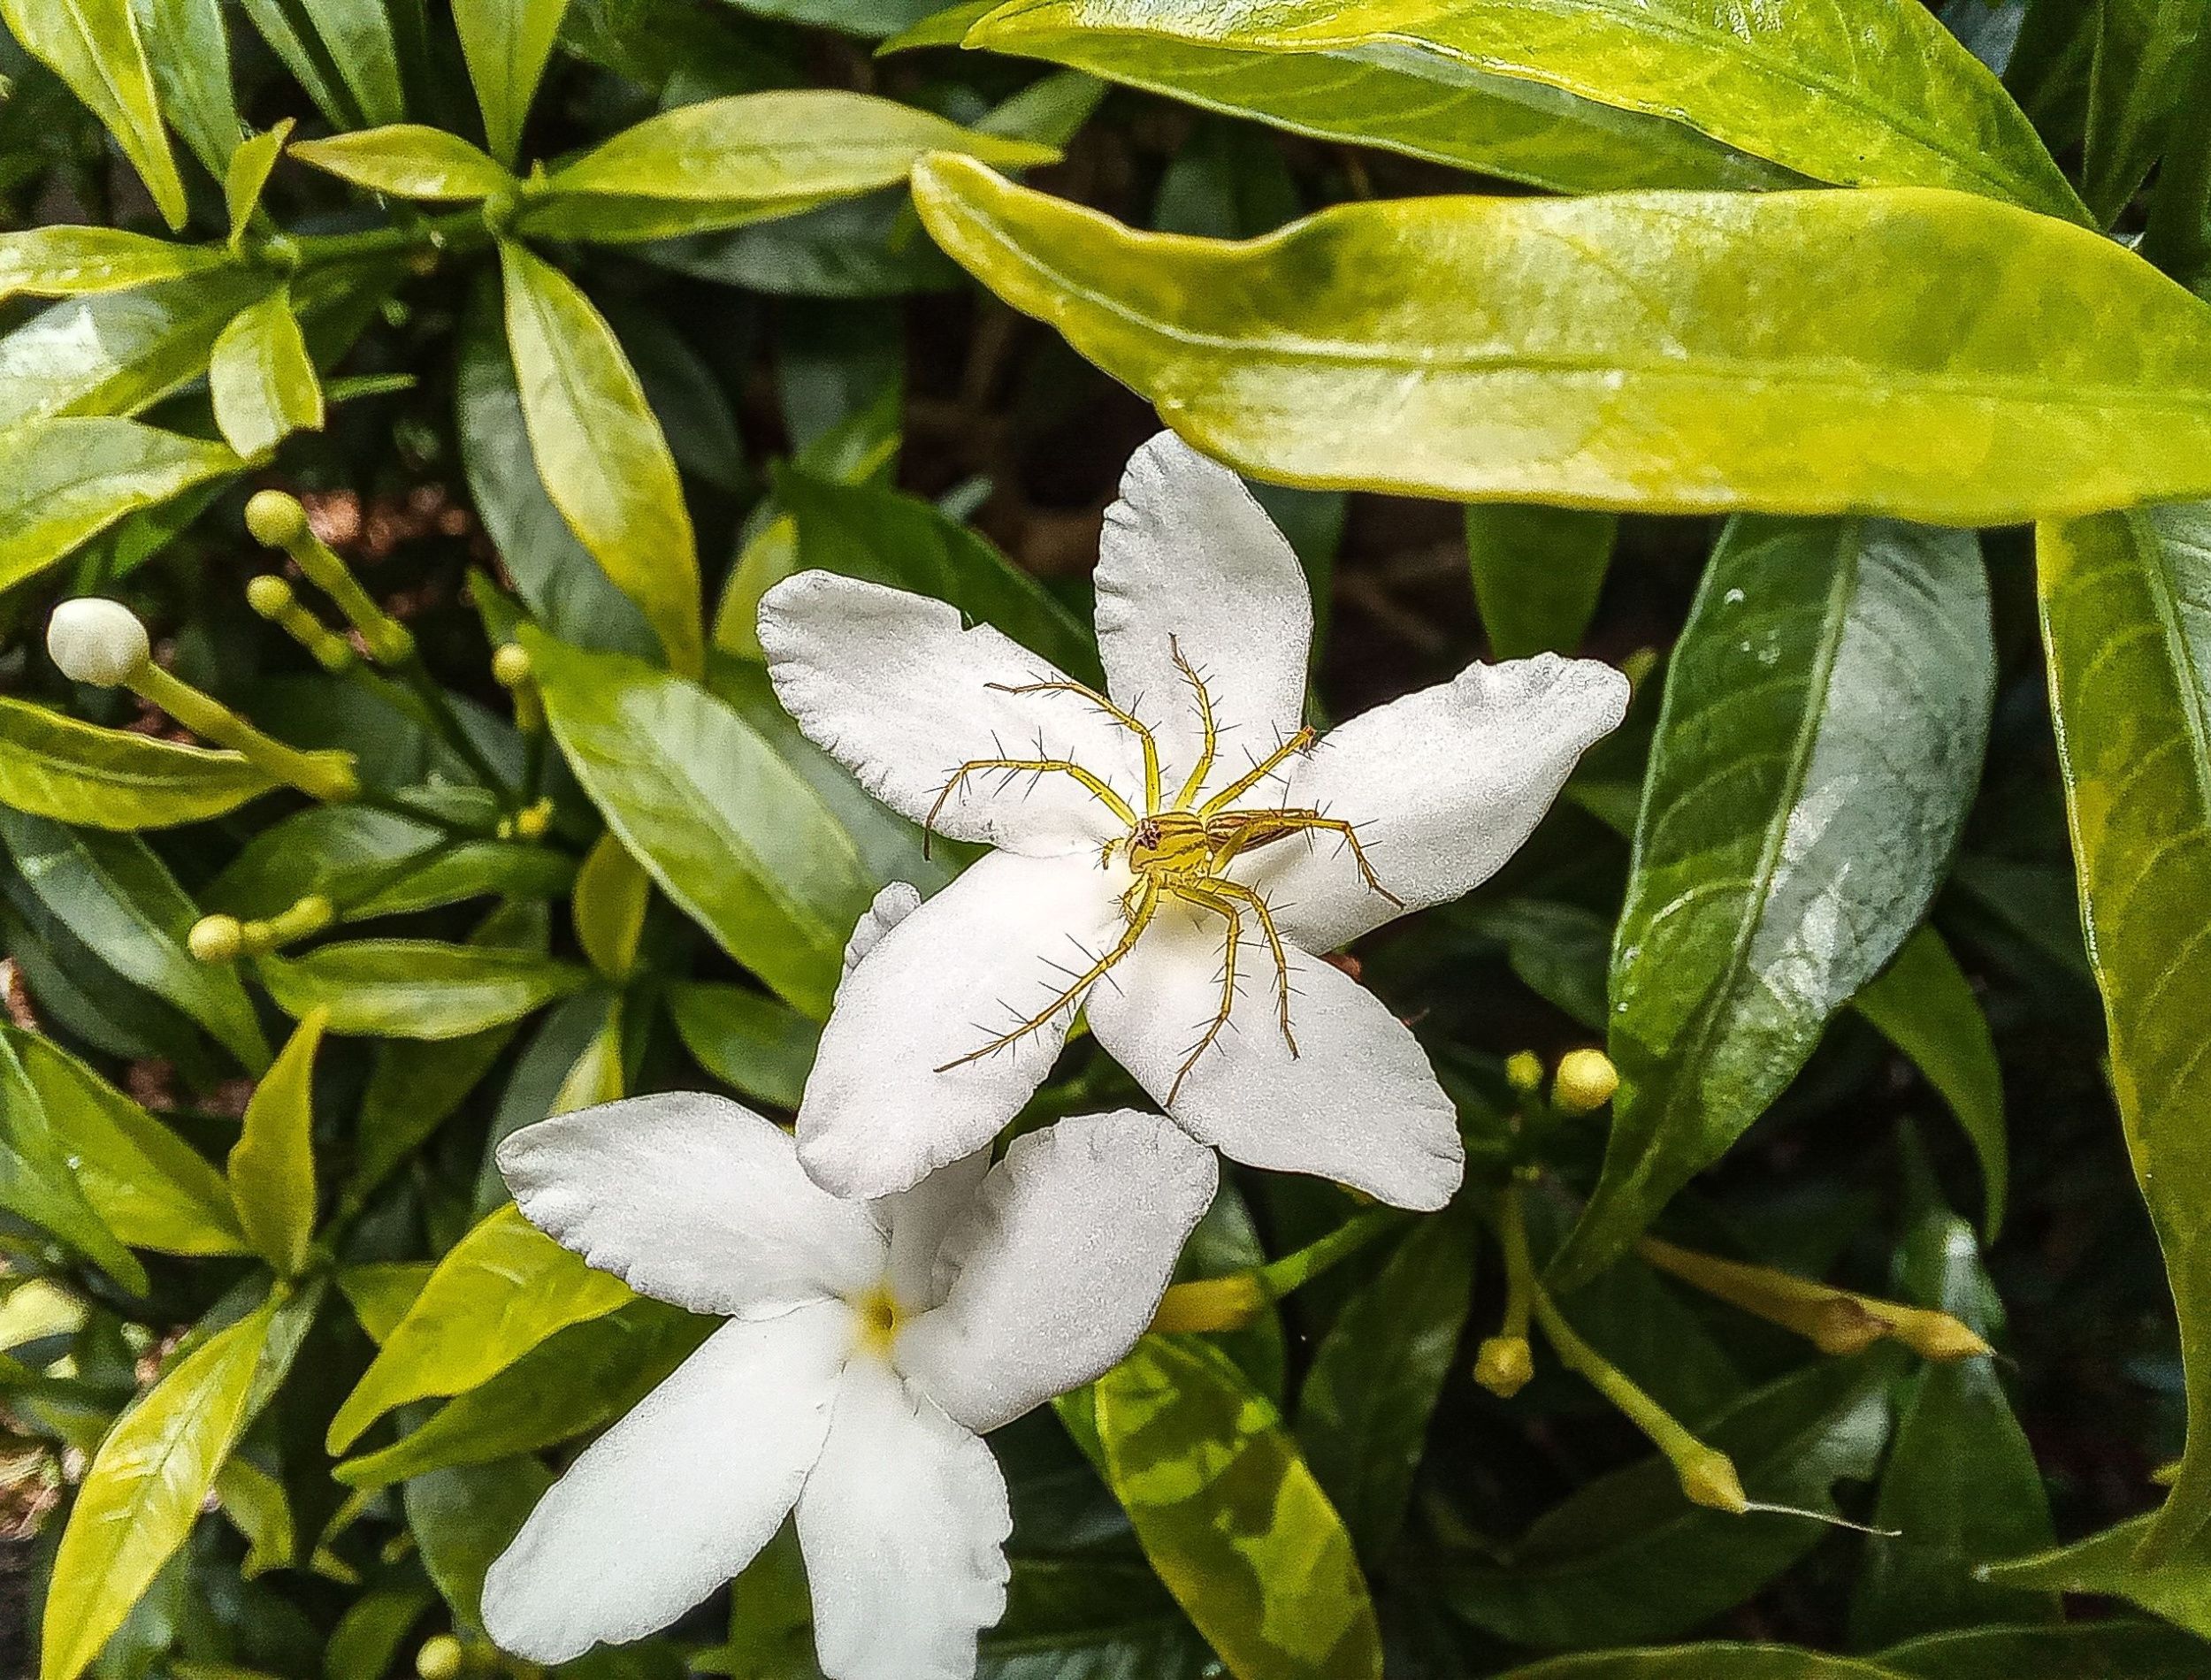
[0,228,226,303]
[289,126,514,200]
[1854,928,2008,1239]
[1878,1619,2211,1679]
[257,939,591,1040]
[455,0,571,164]
[2,1025,248,1256]
[0,419,241,592]
[1466,506,1617,661]
[1848,1210,2056,1646]
[42,1291,278,1680]
[1555,518,1993,1287]
[1435,1358,1894,1649]
[1295,1210,1475,1562]
[1484,1651,1910,1680]
[0,267,272,427]
[233,0,352,128]
[338,1261,434,1346]
[0,1032,148,1294]
[134,0,244,179]
[499,240,704,676]
[1090,1333,1384,1680]
[1465,897,1611,1032]
[223,120,292,244]
[910,158,2211,525]
[334,1299,709,1488]
[512,89,1059,243]
[524,630,874,1019]
[210,286,324,458]
[340,840,577,920]
[665,981,820,1109]
[776,464,1100,683]
[964,0,2085,218]
[342,1027,516,1212]
[296,0,406,126]
[0,695,278,830]
[573,830,651,980]
[226,1008,324,1277]
[0,810,271,1071]
[404,1454,553,1635]
[2037,501,2211,1562]
[215,1455,294,1577]
[1980,1514,2211,1639]
[1,0,188,229]
[326,1202,633,1453]
[325,1585,437,1680]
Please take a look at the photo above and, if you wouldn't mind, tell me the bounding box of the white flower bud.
[47,598,149,686]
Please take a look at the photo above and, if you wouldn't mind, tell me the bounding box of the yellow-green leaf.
[256,939,592,1040]
[2,0,188,229]
[910,157,2211,526]
[0,1032,147,1294]
[290,126,514,201]
[2037,502,2211,1562]
[325,1203,633,1453]
[210,286,324,458]
[42,1292,278,1680]
[0,419,241,592]
[1091,1334,1383,1679]
[0,227,226,303]
[455,0,570,165]
[572,830,650,980]
[0,695,278,829]
[224,120,293,244]
[499,241,703,675]
[227,1008,325,1276]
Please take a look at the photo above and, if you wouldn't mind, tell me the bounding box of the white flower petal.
[898,1111,1217,1433]
[797,1358,1011,1680]
[1087,905,1463,1210]
[1094,432,1313,798]
[500,1093,885,1317]
[760,571,1141,855]
[841,881,922,984]
[482,1302,852,1664]
[798,851,1126,1200]
[1248,653,1630,952]
[878,1147,993,1315]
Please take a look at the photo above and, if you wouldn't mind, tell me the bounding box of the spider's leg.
[1167,637,1219,809]
[1255,811,1402,905]
[1198,724,1319,816]
[935,880,1157,1073]
[925,758,1139,854]
[1197,876,1297,1055]
[1166,881,1242,1106]
[988,677,1161,810]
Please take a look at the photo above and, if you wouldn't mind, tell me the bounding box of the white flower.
[478,1091,1217,1676]
[47,598,149,686]
[757,431,1629,1211]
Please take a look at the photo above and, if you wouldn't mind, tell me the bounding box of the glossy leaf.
[42,1292,277,1680]
[0,696,278,830]
[1854,928,2008,1238]
[524,630,874,1019]
[1466,506,1617,661]
[343,1028,516,1212]
[227,1009,325,1277]
[290,127,514,201]
[298,0,405,126]
[256,939,591,1040]
[456,0,570,164]
[210,286,324,457]
[512,89,1059,243]
[573,831,650,980]
[664,981,820,1109]
[216,1455,295,1577]
[1436,1358,1894,1649]
[963,0,2085,217]
[1487,1651,1909,1680]
[2018,0,2210,223]
[134,0,243,178]
[333,1300,709,1488]
[911,158,2211,524]
[1092,1333,1384,1680]
[1877,1619,2211,1679]
[1557,519,1993,1287]
[0,419,241,592]
[0,227,226,302]
[2037,502,2211,1561]
[326,1203,633,1453]
[0,811,272,1072]
[2,0,188,228]
[405,1454,553,1634]
[3,1025,247,1257]
[0,267,272,427]
[500,241,703,675]
[1295,1211,1475,1561]
[1849,1211,2056,1646]
[1980,1514,2211,1639]
[0,1032,149,1294]
[224,121,291,243]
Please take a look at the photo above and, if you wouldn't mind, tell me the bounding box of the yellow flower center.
[851,1281,903,1358]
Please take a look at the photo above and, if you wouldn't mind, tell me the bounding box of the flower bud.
[491,644,532,688]
[1553,1049,1619,1114]
[1679,1446,1748,1514]
[415,1635,464,1680]
[188,915,244,965]
[514,800,553,841]
[1504,1050,1544,1095]
[244,489,309,548]
[1473,1335,1534,1397]
[47,599,150,686]
[245,574,295,617]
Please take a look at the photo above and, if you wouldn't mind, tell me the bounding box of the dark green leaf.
[295,0,405,125]
[1980,1514,2211,1638]
[1878,1619,2211,1679]
[665,981,819,1109]
[1,0,188,227]
[134,0,244,178]
[404,1453,554,1635]
[1483,1650,1910,1679]
[1466,506,1618,661]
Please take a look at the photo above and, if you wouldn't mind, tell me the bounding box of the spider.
[925,643,1399,1101]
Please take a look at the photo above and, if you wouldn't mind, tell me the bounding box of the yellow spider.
[926,644,1399,1100]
